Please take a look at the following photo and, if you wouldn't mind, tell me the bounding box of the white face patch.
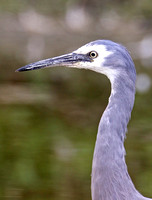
[73,43,119,84]
[74,44,112,63]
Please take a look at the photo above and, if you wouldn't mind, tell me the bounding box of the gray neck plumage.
[91,74,148,200]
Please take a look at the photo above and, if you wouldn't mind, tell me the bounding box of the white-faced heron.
[16,40,152,200]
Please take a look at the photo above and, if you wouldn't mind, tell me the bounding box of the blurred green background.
[0,0,152,199]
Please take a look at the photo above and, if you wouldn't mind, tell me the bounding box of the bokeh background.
[0,0,152,199]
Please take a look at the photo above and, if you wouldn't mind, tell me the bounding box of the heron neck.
[97,76,136,155]
[91,76,142,200]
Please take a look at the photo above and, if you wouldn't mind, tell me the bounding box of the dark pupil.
[91,52,96,57]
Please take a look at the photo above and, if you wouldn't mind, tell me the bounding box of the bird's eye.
[89,51,98,59]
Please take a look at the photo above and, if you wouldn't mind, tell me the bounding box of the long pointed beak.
[16,53,91,72]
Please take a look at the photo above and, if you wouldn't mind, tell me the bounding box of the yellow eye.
[89,51,98,58]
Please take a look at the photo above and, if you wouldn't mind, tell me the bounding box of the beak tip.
[15,68,26,72]
[15,65,34,72]
[15,68,22,72]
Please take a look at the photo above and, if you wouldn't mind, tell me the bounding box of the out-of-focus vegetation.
[0,0,152,199]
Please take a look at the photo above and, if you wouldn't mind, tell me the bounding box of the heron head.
[16,40,136,84]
